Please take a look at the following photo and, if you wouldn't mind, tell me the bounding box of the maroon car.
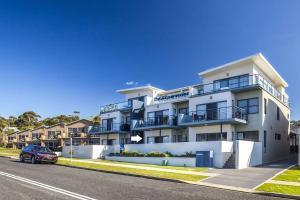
[20,145,58,164]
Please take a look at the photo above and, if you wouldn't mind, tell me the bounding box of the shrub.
[146,151,173,157]
[121,151,145,157]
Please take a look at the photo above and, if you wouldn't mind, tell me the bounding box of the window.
[196,132,227,141]
[197,86,204,95]
[178,108,188,115]
[264,98,267,114]
[147,136,169,144]
[147,137,155,144]
[264,131,267,149]
[237,98,259,114]
[275,133,281,140]
[277,106,280,120]
[213,74,249,91]
[147,110,169,125]
[196,101,227,120]
[236,131,259,142]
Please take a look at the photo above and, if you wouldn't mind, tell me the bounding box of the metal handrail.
[100,101,132,114]
[88,123,131,134]
[179,106,247,123]
[134,115,177,128]
[193,74,288,106]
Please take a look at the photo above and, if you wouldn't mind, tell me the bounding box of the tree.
[16,111,41,130]
[41,115,79,126]
[92,115,101,125]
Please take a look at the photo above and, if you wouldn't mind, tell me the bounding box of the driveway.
[203,156,297,189]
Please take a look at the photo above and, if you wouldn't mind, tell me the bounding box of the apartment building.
[89,53,290,166]
[4,119,92,150]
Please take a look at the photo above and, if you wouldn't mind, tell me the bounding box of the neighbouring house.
[15,129,31,149]
[6,131,19,148]
[63,119,93,146]
[85,53,290,168]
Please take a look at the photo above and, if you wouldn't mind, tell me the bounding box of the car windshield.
[33,146,52,153]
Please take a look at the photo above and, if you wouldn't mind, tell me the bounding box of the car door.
[22,146,30,160]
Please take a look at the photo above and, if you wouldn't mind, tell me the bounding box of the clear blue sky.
[0,0,299,119]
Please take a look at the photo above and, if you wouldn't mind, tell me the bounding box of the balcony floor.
[178,118,247,127]
[132,125,180,131]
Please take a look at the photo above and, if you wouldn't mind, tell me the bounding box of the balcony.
[88,123,131,135]
[178,106,247,127]
[193,74,288,106]
[132,115,178,131]
[68,132,87,138]
[32,136,40,141]
[47,134,60,140]
[100,101,132,114]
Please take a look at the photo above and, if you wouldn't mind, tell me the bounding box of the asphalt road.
[0,157,289,200]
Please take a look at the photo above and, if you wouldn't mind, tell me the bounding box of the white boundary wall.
[106,156,196,167]
[62,145,115,159]
[235,140,262,169]
[123,141,233,168]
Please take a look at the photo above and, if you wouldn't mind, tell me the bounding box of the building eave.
[198,53,288,88]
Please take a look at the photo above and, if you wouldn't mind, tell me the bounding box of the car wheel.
[52,161,57,164]
[20,155,24,163]
[31,156,36,164]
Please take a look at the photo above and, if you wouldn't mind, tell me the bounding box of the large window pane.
[229,78,239,88]
[239,76,249,87]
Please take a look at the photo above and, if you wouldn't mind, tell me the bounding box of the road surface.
[0,157,288,200]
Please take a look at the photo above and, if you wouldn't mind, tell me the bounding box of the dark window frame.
[237,98,259,114]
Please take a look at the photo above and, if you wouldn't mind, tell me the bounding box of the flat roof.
[198,53,288,87]
[117,85,165,94]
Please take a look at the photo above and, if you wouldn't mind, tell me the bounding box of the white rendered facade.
[89,53,290,167]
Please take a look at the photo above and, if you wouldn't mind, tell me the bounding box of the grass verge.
[256,183,300,196]
[90,159,207,172]
[57,159,207,182]
[0,148,20,156]
[273,166,300,183]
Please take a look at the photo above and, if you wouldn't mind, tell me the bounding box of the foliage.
[116,151,194,158]
[41,115,80,126]
[92,116,101,125]
[146,151,172,157]
[0,111,99,144]
[121,151,145,157]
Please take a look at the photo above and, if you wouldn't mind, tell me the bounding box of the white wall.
[100,111,121,123]
[235,140,262,169]
[122,141,233,168]
[106,156,196,167]
[201,62,254,84]
[62,145,115,159]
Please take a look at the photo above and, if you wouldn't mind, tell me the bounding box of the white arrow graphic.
[131,135,142,143]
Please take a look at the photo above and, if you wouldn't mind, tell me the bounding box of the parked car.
[19,145,58,164]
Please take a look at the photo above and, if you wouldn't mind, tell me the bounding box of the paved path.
[0,157,284,200]
[59,157,218,177]
[203,157,297,189]
[268,180,300,186]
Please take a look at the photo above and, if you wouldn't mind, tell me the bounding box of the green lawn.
[273,166,300,183]
[256,183,300,196]
[57,159,207,182]
[0,148,20,156]
[90,159,207,172]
